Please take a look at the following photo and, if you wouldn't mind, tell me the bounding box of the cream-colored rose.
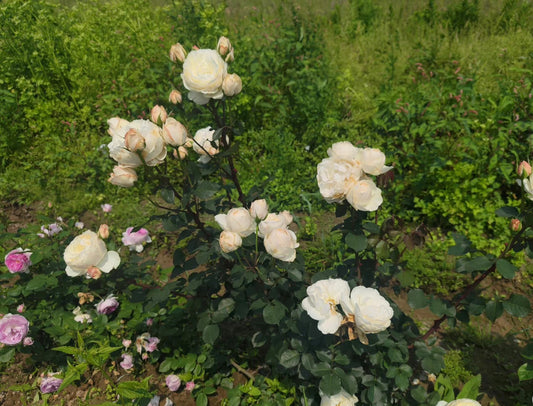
[163,118,188,147]
[438,400,481,406]
[345,178,383,211]
[131,119,167,166]
[169,42,187,63]
[219,231,242,253]
[215,208,255,237]
[263,228,299,262]
[108,165,138,188]
[250,199,269,221]
[150,105,167,125]
[327,141,361,161]
[258,212,292,237]
[216,36,232,56]
[341,286,393,334]
[108,128,143,168]
[317,157,362,203]
[64,230,120,277]
[518,174,533,201]
[107,117,130,138]
[181,49,227,104]
[320,389,359,406]
[124,129,145,152]
[193,127,219,158]
[361,147,391,175]
[169,89,182,104]
[222,73,242,97]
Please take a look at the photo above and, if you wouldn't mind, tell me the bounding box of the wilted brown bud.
[168,89,182,104]
[169,42,187,63]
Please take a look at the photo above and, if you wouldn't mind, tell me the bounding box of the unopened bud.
[124,129,145,152]
[98,224,110,239]
[217,36,232,56]
[178,146,188,160]
[162,117,188,146]
[87,266,102,279]
[168,89,182,104]
[225,48,234,63]
[518,161,532,177]
[427,373,436,383]
[169,42,187,63]
[150,105,167,125]
[250,199,269,220]
[511,219,522,232]
[184,137,193,148]
[222,73,242,97]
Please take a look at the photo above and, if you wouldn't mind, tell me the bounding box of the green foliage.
[442,350,474,387]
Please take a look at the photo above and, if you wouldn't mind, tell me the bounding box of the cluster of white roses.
[317,141,391,211]
[169,36,242,105]
[215,199,299,262]
[301,278,393,344]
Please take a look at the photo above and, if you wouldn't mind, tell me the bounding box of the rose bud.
[150,105,167,125]
[517,161,532,177]
[108,165,138,188]
[124,129,145,152]
[216,36,232,56]
[169,42,187,63]
[222,73,242,97]
[98,224,110,239]
[168,89,182,104]
[162,117,188,147]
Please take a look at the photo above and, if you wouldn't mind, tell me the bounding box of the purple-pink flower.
[120,353,134,370]
[122,227,152,252]
[185,381,195,391]
[166,374,181,391]
[0,314,29,345]
[4,248,32,273]
[96,294,119,315]
[144,336,160,353]
[40,376,63,393]
[38,223,62,238]
[23,337,34,346]
[16,304,25,313]
[101,203,113,213]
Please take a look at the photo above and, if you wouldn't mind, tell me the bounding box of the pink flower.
[146,318,153,326]
[185,381,195,391]
[38,223,62,237]
[120,354,134,370]
[101,204,113,213]
[40,376,63,393]
[0,314,29,345]
[23,336,34,346]
[166,374,181,391]
[122,339,132,348]
[144,337,160,353]
[16,304,25,313]
[122,227,152,252]
[4,248,32,273]
[96,295,119,315]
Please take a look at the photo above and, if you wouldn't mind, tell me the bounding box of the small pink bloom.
[185,381,195,391]
[122,227,152,252]
[0,314,29,345]
[87,266,102,280]
[23,336,34,346]
[17,304,25,313]
[146,318,153,326]
[120,354,134,370]
[511,219,522,232]
[166,374,181,391]
[98,224,110,239]
[144,337,159,353]
[101,204,113,213]
[517,161,532,177]
[96,295,119,315]
[122,339,132,348]
[142,353,149,360]
[40,376,62,393]
[4,248,32,273]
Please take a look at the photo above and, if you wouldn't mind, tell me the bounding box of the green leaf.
[251,332,266,348]
[521,342,533,360]
[194,181,221,199]
[429,297,446,317]
[495,206,520,218]
[518,362,533,381]
[345,233,367,252]
[196,393,208,406]
[160,188,175,204]
[53,346,79,356]
[280,350,300,368]
[319,373,342,396]
[202,324,220,345]
[456,255,494,273]
[212,298,235,323]
[116,379,152,400]
[0,348,15,363]
[363,222,380,234]
[485,300,503,322]
[407,289,428,309]
[457,374,481,399]
[263,301,286,325]
[334,368,358,394]
[448,233,473,256]
[496,259,517,279]
[503,294,531,317]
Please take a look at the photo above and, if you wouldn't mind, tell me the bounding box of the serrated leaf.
[457,374,481,399]
[263,301,286,325]
[345,233,367,252]
[496,259,517,279]
[202,324,220,345]
[408,289,428,309]
[0,348,15,363]
[495,206,520,218]
[116,380,152,400]
[319,373,342,396]
[503,294,531,317]
[280,349,300,368]
[160,188,175,204]
[193,181,221,199]
[448,233,473,256]
[485,300,503,322]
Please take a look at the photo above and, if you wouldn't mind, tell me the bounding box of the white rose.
[249,199,269,221]
[341,286,393,334]
[219,231,242,253]
[263,228,299,262]
[124,129,145,152]
[443,400,482,406]
[64,231,120,277]
[181,49,227,104]
[215,208,255,237]
[193,127,219,159]
[345,178,383,211]
[301,278,350,335]
[108,129,143,168]
[320,389,359,406]
[163,118,188,147]
[361,147,391,175]
[108,165,138,188]
[131,119,167,166]
[327,141,361,161]
[518,175,533,200]
[222,73,242,97]
[317,157,362,203]
[258,212,291,238]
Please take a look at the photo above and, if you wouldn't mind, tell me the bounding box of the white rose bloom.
[107,117,130,138]
[361,147,392,175]
[439,400,481,406]
[132,119,167,166]
[108,165,138,188]
[320,389,359,406]
[264,228,299,262]
[249,199,269,221]
[108,134,143,168]
[64,231,120,277]
[162,117,188,147]
[317,157,362,203]
[518,175,533,200]
[345,178,383,212]
[215,207,255,237]
[341,286,393,334]
[181,49,227,104]
[301,278,350,335]
[193,127,219,159]
[258,212,292,238]
[327,141,361,161]
[219,231,242,253]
